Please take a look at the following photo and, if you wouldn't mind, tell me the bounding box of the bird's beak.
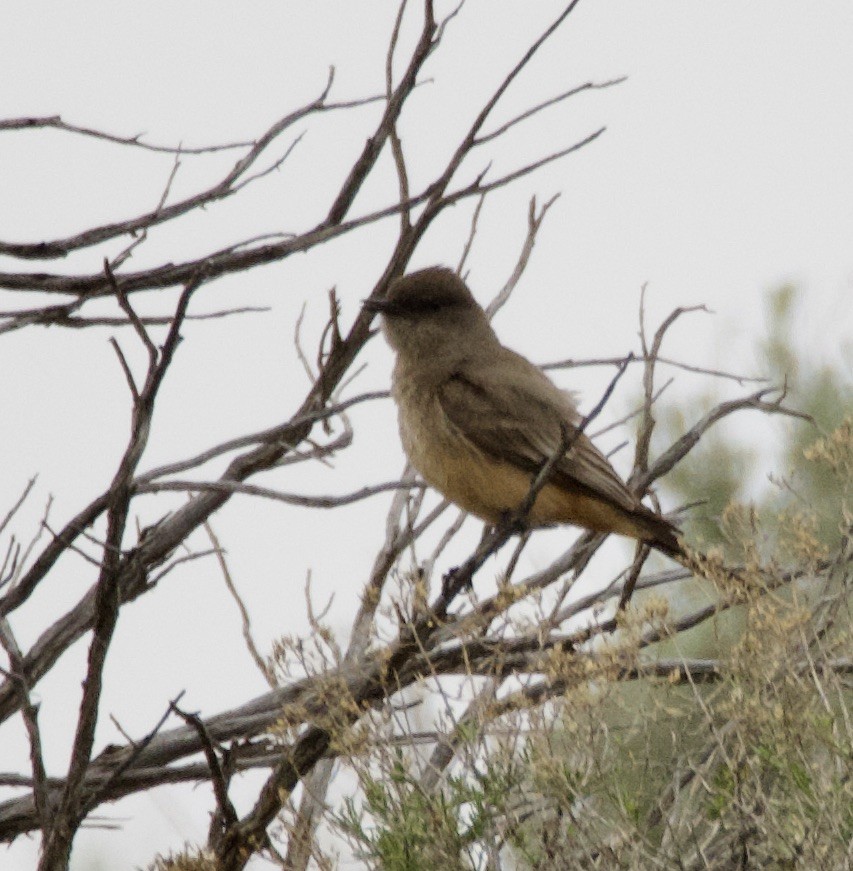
[362,297,393,314]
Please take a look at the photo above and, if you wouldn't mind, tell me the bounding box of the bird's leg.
[440,525,494,597]
[498,508,530,537]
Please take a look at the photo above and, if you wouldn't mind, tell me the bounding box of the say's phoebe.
[364,267,681,558]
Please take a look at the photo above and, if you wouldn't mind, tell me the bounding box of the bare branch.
[323,4,436,228]
[78,692,184,822]
[39,279,200,868]
[385,0,413,234]
[441,127,605,209]
[170,701,239,851]
[0,555,839,844]
[436,0,585,189]
[0,7,752,867]
[484,194,560,319]
[616,542,651,612]
[475,76,626,145]
[0,617,48,829]
[136,390,387,483]
[543,353,769,386]
[0,125,602,301]
[635,299,708,477]
[0,305,268,334]
[420,681,498,792]
[0,115,255,154]
[0,80,384,261]
[632,387,812,491]
[0,494,109,618]
[109,148,183,270]
[108,337,140,402]
[0,477,37,541]
[205,523,275,688]
[136,479,422,509]
[105,259,158,366]
[456,193,486,277]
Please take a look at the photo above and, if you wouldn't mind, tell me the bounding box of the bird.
[363,266,682,558]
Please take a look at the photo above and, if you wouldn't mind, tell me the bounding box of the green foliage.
[502,297,853,868]
[511,542,852,868]
[334,746,524,871]
[760,285,853,546]
[331,286,852,870]
[659,284,852,555]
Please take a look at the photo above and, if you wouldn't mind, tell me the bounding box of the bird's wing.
[437,350,638,512]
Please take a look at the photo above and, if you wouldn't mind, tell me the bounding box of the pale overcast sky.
[1,3,852,868]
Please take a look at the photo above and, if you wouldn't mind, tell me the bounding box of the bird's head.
[363,267,488,354]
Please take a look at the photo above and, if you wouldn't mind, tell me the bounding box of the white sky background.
[1,2,852,868]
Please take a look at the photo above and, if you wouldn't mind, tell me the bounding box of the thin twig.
[0,617,48,828]
[484,194,560,320]
[544,353,767,386]
[204,522,275,688]
[386,0,412,233]
[0,83,384,261]
[136,479,423,508]
[170,701,239,846]
[434,353,633,614]
[112,148,184,268]
[39,278,200,869]
[475,77,627,145]
[457,194,486,277]
[616,542,651,612]
[0,115,255,154]
[632,387,811,492]
[0,477,37,541]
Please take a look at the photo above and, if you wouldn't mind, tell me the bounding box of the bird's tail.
[631,506,683,559]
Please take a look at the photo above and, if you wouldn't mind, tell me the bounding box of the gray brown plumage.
[364,267,681,558]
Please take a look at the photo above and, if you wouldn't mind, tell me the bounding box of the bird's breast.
[390,372,648,536]
[392,374,519,522]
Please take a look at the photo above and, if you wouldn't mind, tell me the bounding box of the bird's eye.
[397,295,459,315]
